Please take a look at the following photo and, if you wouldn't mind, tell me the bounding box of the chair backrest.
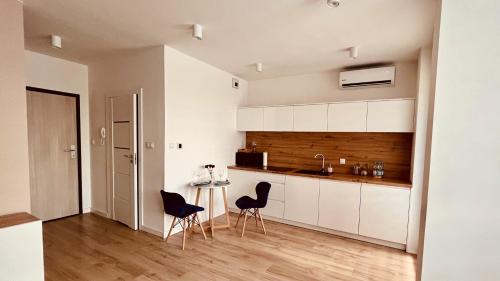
[160,190,186,217]
[255,182,271,208]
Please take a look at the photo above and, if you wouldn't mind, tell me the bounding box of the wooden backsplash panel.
[246,132,413,180]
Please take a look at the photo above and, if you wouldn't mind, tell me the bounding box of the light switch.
[339,158,346,165]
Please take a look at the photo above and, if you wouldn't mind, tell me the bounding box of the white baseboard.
[140,224,164,238]
[82,208,91,214]
[228,208,406,250]
[90,208,109,218]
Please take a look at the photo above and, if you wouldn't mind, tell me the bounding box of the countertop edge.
[0,212,40,229]
[227,165,412,188]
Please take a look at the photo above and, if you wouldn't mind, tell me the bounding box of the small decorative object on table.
[204,164,215,182]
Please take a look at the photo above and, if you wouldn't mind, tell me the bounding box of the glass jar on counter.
[373,161,384,178]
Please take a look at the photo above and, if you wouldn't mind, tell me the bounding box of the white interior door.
[111,95,138,230]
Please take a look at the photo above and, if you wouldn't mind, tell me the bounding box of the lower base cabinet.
[358,183,410,244]
[260,199,285,218]
[229,169,412,246]
[228,169,286,219]
[318,180,361,234]
[284,176,320,225]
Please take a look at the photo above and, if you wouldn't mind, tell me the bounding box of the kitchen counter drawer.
[252,171,286,184]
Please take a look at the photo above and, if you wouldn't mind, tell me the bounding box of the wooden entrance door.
[27,89,80,221]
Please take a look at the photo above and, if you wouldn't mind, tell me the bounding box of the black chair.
[160,190,206,250]
[235,182,271,237]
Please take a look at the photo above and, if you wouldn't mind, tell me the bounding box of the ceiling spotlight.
[349,46,358,59]
[256,62,263,72]
[193,24,203,40]
[327,0,340,8]
[51,35,62,49]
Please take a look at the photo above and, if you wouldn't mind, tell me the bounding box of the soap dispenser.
[327,163,334,174]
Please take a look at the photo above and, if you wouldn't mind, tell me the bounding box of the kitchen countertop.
[0,212,39,229]
[227,165,412,188]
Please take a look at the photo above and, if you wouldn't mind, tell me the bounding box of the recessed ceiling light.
[349,46,359,59]
[193,24,203,40]
[256,63,263,72]
[327,0,340,8]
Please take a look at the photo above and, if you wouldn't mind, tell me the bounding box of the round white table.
[190,181,231,237]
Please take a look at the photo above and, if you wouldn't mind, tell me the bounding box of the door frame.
[26,86,83,215]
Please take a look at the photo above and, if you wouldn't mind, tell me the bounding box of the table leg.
[209,189,214,237]
[195,188,201,206]
[222,186,231,227]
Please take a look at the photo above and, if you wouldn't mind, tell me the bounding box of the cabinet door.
[260,199,285,218]
[263,106,293,131]
[366,100,415,132]
[293,104,327,132]
[237,107,263,131]
[328,102,367,132]
[359,184,410,244]
[318,180,361,234]
[284,176,320,225]
[227,170,255,209]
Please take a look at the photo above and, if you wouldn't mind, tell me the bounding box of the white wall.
[163,46,248,234]
[419,1,500,280]
[24,50,91,212]
[246,62,417,106]
[0,0,31,216]
[406,47,432,254]
[88,46,165,235]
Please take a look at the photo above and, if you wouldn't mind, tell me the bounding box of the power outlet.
[339,158,346,165]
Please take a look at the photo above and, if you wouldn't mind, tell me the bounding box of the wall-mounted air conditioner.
[339,66,395,89]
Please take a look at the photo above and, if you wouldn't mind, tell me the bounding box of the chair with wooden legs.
[160,190,206,250]
[234,182,271,237]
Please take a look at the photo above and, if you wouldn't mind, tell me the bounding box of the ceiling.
[22,0,436,80]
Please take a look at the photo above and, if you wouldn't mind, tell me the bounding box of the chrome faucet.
[314,154,325,172]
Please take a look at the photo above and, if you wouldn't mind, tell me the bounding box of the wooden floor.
[43,213,416,281]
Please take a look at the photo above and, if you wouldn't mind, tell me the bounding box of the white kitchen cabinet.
[318,180,361,234]
[328,102,367,132]
[284,176,320,225]
[359,183,410,244]
[237,107,263,131]
[228,170,286,212]
[260,199,285,218]
[293,104,328,132]
[227,169,255,209]
[263,106,294,131]
[366,99,415,132]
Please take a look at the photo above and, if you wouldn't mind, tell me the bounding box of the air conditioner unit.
[339,66,395,89]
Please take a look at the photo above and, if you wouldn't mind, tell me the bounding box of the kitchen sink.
[294,169,330,176]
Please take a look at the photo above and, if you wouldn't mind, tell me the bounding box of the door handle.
[64,145,77,159]
[123,154,137,165]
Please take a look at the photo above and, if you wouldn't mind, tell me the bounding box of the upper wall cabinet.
[366,100,415,132]
[237,107,263,131]
[263,106,293,131]
[293,104,328,132]
[328,102,367,132]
